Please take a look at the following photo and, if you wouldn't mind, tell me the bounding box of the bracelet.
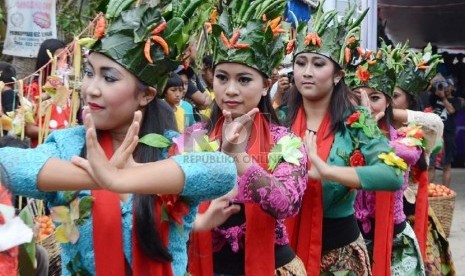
[307,129,317,135]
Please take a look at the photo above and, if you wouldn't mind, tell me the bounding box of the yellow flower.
[378,152,408,172]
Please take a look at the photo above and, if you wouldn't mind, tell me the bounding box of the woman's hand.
[194,188,240,231]
[110,111,142,169]
[221,108,258,156]
[359,90,385,122]
[71,111,139,190]
[71,112,117,189]
[303,131,331,180]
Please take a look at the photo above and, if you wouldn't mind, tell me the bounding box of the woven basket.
[428,193,456,237]
[38,233,62,276]
[25,199,62,276]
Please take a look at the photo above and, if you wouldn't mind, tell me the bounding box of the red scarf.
[92,132,173,276]
[372,191,394,275]
[412,166,428,260]
[188,113,276,275]
[285,107,333,275]
[371,123,395,276]
[92,132,126,276]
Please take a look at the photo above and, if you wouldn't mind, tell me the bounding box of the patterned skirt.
[320,235,371,276]
[365,223,425,276]
[213,256,307,276]
[391,224,425,275]
[413,208,456,276]
[275,256,307,276]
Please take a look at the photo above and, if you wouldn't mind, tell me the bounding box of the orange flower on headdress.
[286,39,295,55]
[356,66,370,83]
[210,9,217,24]
[304,32,322,48]
[220,31,250,50]
[346,36,357,46]
[266,16,286,36]
[417,60,429,70]
[205,9,217,34]
[94,16,106,39]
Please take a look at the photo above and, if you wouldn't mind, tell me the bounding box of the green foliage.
[57,0,107,42]
[139,133,172,148]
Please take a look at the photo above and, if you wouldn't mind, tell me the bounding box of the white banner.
[2,0,57,58]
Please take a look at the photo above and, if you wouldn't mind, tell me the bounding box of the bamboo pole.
[17,80,26,140]
[42,105,53,141]
[38,72,44,145]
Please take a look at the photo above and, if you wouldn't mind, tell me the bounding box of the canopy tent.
[379,0,465,53]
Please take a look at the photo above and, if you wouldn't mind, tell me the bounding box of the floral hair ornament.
[209,0,288,77]
[293,0,368,68]
[78,0,207,93]
[397,43,443,96]
[346,41,400,97]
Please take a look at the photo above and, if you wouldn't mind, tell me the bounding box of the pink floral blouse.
[354,125,423,234]
[212,124,308,252]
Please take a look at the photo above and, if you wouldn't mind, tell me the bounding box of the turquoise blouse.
[0,126,236,276]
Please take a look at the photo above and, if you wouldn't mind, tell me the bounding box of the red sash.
[285,107,333,275]
[92,132,173,275]
[92,132,126,276]
[372,191,394,276]
[412,166,428,260]
[188,113,276,275]
[187,202,214,275]
[371,123,395,276]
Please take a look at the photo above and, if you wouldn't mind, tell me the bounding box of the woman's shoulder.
[269,124,294,143]
[45,126,85,143]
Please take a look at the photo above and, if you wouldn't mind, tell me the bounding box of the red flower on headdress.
[356,66,370,83]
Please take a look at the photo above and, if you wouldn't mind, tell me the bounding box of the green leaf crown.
[346,41,401,97]
[89,0,206,93]
[293,0,368,68]
[397,43,443,96]
[209,0,288,77]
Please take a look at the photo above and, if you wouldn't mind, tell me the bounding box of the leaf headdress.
[208,0,288,77]
[397,43,443,95]
[293,0,368,68]
[80,0,207,93]
[346,41,403,96]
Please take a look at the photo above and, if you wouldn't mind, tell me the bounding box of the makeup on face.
[213,63,268,118]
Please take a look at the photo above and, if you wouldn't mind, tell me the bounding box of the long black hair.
[132,95,177,262]
[80,88,177,262]
[284,61,355,133]
[206,68,280,133]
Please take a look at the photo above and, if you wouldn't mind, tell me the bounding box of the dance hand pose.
[348,41,443,275]
[281,3,404,275]
[188,2,309,275]
[0,2,236,276]
[390,44,452,274]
